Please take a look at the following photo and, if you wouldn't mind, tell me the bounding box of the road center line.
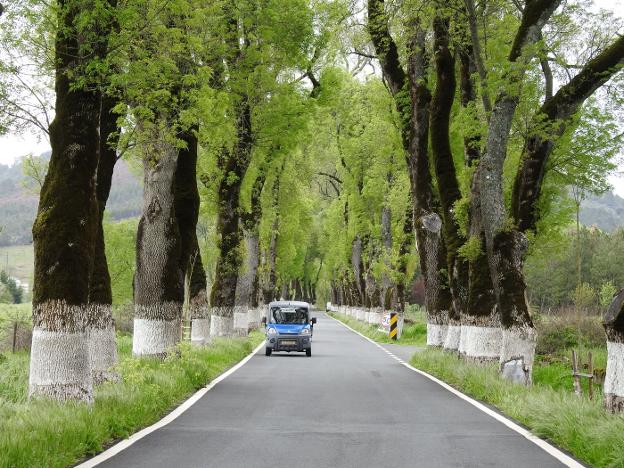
[327,314,584,468]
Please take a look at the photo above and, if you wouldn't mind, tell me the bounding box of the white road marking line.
[327,314,584,468]
[76,341,265,468]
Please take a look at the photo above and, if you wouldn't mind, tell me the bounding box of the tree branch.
[512,33,624,232]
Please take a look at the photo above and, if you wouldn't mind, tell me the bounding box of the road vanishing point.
[91,313,577,468]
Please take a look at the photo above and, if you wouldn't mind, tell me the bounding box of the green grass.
[331,306,622,466]
[0,332,263,468]
[0,303,31,322]
[0,245,34,286]
[411,349,624,467]
[328,311,427,346]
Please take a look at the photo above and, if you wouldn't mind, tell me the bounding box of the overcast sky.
[1,0,623,191]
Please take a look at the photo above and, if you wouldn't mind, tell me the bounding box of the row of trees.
[0,0,344,402]
[1,0,623,412]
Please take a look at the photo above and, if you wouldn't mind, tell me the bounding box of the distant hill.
[0,153,142,246]
[580,191,624,232]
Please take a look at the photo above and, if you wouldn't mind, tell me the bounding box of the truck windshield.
[271,307,309,324]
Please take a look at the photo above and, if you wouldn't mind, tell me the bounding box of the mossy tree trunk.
[29,0,105,402]
[429,15,466,351]
[210,99,253,336]
[88,92,120,383]
[394,204,414,314]
[367,2,453,346]
[174,130,209,345]
[236,154,276,328]
[477,0,561,384]
[133,128,184,357]
[457,22,500,362]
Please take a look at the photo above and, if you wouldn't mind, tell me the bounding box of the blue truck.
[262,301,317,357]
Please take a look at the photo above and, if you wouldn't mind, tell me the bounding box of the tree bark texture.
[430,16,466,347]
[478,0,561,383]
[405,20,455,349]
[210,99,253,336]
[604,289,624,413]
[88,92,119,384]
[394,203,414,314]
[462,165,501,361]
[133,131,183,357]
[367,4,453,347]
[29,0,107,402]
[173,129,210,345]
[457,31,500,361]
[236,154,273,327]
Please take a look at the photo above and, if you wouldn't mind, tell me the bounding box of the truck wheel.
[265,348,272,356]
[306,348,311,357]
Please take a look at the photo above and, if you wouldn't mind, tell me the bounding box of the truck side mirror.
[311,317,317,325]
[261,317,267,325]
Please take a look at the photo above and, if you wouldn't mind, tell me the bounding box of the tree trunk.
[604,289,624,413]
[461,165,501,361]
[457,39,500,362]
[367,4,453,347]
[405,20,455,349]
[478,0,560,383]
[87,92,119,384]
[29,0,106,402]
[236,155,271,327]
[173,129,209,345]
[394,204,413,314]
[133,130,183,357]
[380,203,393,308]
[430,15,465,350]
[210,99,253,336]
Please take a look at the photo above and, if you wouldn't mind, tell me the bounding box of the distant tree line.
[0,270,23,303]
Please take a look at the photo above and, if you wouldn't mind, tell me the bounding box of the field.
[0,244,34,287]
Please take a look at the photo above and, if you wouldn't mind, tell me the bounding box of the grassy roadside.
[327,310,427,346]
[411,349,624,467]
[0,332,263,468]
[330,309,623,467]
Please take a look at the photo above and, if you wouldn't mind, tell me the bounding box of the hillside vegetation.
[0,155,142,247]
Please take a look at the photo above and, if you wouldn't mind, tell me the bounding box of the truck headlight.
[300,328,310,335]
[267,327,278,335]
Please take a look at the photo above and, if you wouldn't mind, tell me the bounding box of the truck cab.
[263,301,316,357]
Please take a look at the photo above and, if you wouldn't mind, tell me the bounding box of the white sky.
[1,0,623,193]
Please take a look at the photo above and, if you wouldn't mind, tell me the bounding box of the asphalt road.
[96,313,569,468]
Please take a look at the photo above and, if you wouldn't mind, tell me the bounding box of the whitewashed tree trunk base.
[132,318,180,357]
[89,326,119,384]
[247,308,259,330]
[443,324,461,351]
[29,328,93,403]
[499,326,537,385]
[87,303,118,384]
[191,318,211,346]
[427,323,448,347]
[210,313,234,337]
[233,307,249,336]
[459,325,502,362]
[604,340,624,413]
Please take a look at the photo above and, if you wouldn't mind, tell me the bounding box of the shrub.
[599,281,617,308]
[536,314,605,356]
[571,282,596,312]
[537,326,579,355]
